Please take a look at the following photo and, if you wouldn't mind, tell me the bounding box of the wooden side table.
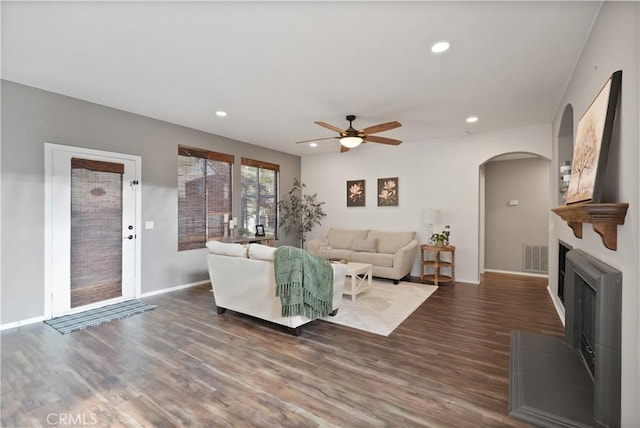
[420,244,455,285]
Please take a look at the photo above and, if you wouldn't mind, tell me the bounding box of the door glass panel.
[70,158,124,307]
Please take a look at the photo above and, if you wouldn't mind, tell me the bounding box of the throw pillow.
[351,238,377,253]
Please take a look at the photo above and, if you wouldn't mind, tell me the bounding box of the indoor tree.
[278,178,326,248]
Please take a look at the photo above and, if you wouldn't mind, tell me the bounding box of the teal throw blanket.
[274,246,334,318]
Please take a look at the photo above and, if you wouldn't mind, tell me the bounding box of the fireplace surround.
[509,249,621,427]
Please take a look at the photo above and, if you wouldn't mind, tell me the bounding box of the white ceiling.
[1,1,601,156]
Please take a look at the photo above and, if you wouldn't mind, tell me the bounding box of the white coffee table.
[343,262,373,302]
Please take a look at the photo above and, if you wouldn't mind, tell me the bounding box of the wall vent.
[522,244,548,273]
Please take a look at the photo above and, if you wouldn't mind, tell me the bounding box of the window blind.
[178,146,233,250]
[70,158,124,307]
[240,157,278,237]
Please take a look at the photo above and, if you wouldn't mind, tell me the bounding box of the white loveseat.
[206,241,347,335]
[307,228,418,284]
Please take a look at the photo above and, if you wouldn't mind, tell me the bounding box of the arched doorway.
[480,152,551,276]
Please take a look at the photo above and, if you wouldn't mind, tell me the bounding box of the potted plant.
[277,178,326,248]
[430,230,450,246]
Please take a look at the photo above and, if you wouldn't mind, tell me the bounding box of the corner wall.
[0,80,301,325]
[548,2,640,424]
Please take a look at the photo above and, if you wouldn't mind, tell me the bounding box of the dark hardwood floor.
[2,272,564,427]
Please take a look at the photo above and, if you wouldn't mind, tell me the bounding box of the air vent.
[522,244,548,273]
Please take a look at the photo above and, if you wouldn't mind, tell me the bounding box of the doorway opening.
[479,152,550,277]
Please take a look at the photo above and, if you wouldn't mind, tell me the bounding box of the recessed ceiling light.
[309,143,318,147]
[466,116,478,123]
[431,41,450,54]
[215,111,227,117]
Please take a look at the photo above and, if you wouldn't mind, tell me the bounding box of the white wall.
[302,123,551,284]
[548,2,639,425]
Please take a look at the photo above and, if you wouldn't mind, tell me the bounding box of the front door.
[45,144,141,317]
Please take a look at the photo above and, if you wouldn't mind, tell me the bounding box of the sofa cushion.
[350,238,377,253]
[329,248,354,261]
[367,230,416,254]
[327,228,369,249]
[248,243,277,261]
[351,251,394,268]
[206,240,248,258]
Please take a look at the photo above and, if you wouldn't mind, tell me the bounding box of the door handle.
[124,235,134,240]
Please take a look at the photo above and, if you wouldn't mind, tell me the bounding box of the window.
[241,158,278,237]
[178,146,233,250]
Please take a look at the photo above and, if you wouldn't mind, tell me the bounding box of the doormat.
[45,300,156,334]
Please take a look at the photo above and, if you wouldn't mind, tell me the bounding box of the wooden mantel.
[551,203,629,251]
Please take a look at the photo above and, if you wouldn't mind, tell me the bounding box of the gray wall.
[1,80,301,325]
[485,157,549,272]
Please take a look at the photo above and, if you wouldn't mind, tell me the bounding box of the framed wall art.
[346,179,365,207]
[377,177,398,206]
[565,70,622,204]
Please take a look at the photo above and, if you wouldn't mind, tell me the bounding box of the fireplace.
[509,249,622,428]
[564,249,622,427]
[558,241,572,303]
[580,280,596,376]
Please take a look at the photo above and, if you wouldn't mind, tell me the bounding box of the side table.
[420,244,455,285]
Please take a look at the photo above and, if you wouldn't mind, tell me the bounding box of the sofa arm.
[331,263,347,294]
[393,240,419,274]
[306,237,325,256]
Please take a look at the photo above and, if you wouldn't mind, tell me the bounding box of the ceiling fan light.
[340,136,363,148]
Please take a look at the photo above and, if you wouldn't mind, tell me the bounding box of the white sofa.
[307,228,419,284]
[206,241,347,335]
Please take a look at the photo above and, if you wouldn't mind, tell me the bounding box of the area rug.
[322,279,438,336]
[44,300,156,334]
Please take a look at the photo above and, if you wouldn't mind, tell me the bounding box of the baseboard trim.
[0,315,47,331]
[138,280,210,298]
[1,280,210,331]
[484,269,548,279]
[547,286,566,327]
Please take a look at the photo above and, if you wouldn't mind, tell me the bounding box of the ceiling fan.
[296,115,402,152]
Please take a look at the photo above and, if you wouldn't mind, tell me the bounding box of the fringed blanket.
[274,246,334,318]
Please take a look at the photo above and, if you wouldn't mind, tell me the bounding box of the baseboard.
[484,269,548,279]
[0,280,210,332]
[138,279,210,298]
[0,315,47,331]
[547,286,566,327]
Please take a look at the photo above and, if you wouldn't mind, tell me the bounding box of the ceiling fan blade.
[314,121,345,134]
[340,145,350,153]
[295,136,338,144]
[361,121,402,135]
[364,135,402,145]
